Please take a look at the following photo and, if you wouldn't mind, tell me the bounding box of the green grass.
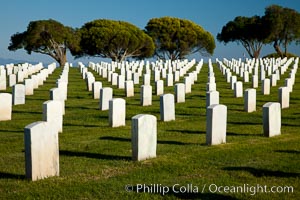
[0,61,299,200]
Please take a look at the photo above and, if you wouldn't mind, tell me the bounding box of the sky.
[0,0,299,65]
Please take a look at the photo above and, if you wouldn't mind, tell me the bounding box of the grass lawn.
[0,60,299,199]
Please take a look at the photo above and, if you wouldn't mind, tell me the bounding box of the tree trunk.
[273,40,283,58]
[253,46,262,59]
[58,52,67,67]
[169,52,177,61]
[284,40,288,57]
[253,50,260,59]
[111,57,117,62]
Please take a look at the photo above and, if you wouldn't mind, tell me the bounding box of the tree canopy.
[76,19,155,62]
[263,4,300,57]
[145,17,215,61]
[8,19,80,66]
[217,4,300,58]
[217,16,268,59]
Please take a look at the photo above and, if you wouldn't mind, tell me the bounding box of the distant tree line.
[8,17,215,66]
[8,4,300,66]
[217,4,300,59]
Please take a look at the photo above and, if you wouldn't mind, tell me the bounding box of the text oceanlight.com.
[125,183,294,196]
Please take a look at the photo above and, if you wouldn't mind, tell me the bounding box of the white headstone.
[234,81,243,97]
[230,76,237,90]
[206,104,227,145]
[243,71,249,82]
[111,73,118,86]
[271,74,277,86]
[86,75,95,91]
[244,88,256,112]
[132,73,139,84]
[206,91,219,108]
[0,74,6,90]
[50,88,65,115]
[278,87,290,109]
[143,74,151,86]
[99,87,113,111]
[174,71,180,82]
[285,78,293,92]
[43,100,63,133]
[125,80,134,97]
[160,94,175,121]
[25,79,34,95]
[184,77,191,93]
[263,102,281,137]
[166,74,173,86]
[9,74,16,87]
[260,69,265,81]
[117,75,125,89]
[102,68,108,78]
[17,71,24,83]
[126,70,132,81]
[208,76,215,84]
[56,81,68,101]
[252,75,258,88]
[174,83,185,103]
[31,75,39,89]
[262,79,270,95]
[109,98,126,127]
[131,114,157,161]
[155,80,164,96]
[24,121,59,181]
[226,71,231,83]
[92,81,102,99]
[141,85,152,106]
[82,68,88,79]
[0,93,12,121]
[161,69,166,78]
[12,84,25,105]
[206,82,216,92]
[154,69,160,81]
[0,68,6,77]
[37,73,44,86]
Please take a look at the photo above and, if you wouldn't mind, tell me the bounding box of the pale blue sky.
[0,0,299,64]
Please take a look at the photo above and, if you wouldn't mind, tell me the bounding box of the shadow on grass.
[226,132,259,137]
[176,113,199,117]
[100,136,130,142]
[69,106,97,110]
[100,136,194,145]
[60,150,131,161]
[274,150,300,154]
[25,98,50,101]
[223,167,300,178]
[0,129,23,133]
[63,123,101,128]
[158,140,194,145]
[186,106,201,109]
[0,172,25,180]
[167,129,205,135]
[281,123,300,127]
[227,108,245,112]
[227,121,261,125]
[12,110,42,115]
[68,96,87,99]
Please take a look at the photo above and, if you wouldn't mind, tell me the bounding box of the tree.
[77,19,155,62]
[8,19,80,66]
[217,16,268,59]
[263,5,300,57]
[145,17,215,61]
